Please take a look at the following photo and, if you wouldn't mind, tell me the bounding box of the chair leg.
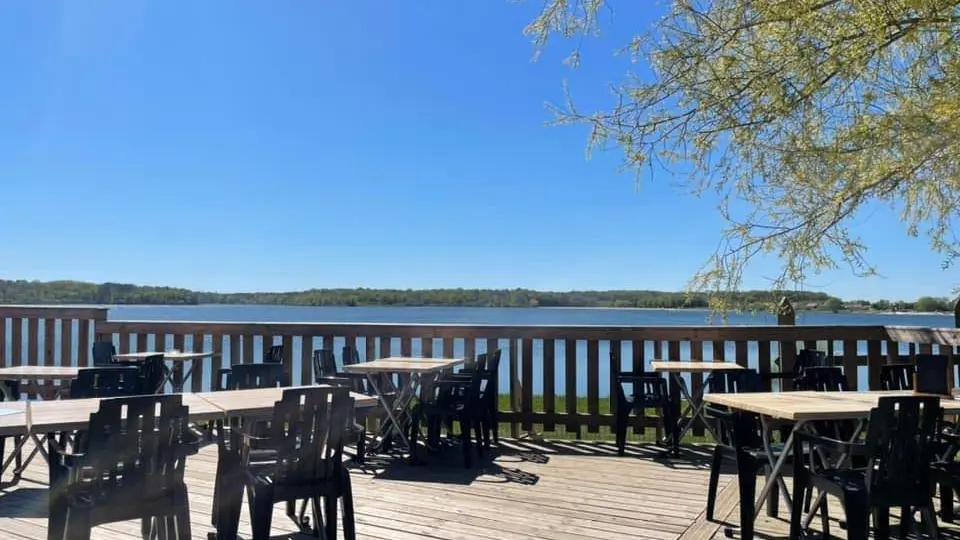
[818,493,830,539]
[248,484,275,540]
[706,446,723,521]
[354,425,366,464]
[340,468,357,540]
[309,497,324,538]
[899,506,913,539]
[736,455,757,540]
[873,507,891,540]
[460,418,473,468]
[409,406,421,465]
[765,464,779,518]
[324,493,338,540]
[789,469,806,540]
[63,506,93,540]
[614,408,628,456]
[843,493,869,540]
[473,418,483,458]
[921,503,939,540]
[490,400,500,445]
[941,482,955,523]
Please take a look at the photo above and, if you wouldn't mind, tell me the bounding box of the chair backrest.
[71,366,143,399]
[863,396,942,497]
[705,403,763,450]
[268,387,352,484]
[138,354,168,394]
[708,369,764,394]
[915,354,950,395]
[880,363,916,391]
[80,394,193,496]
[91,341,117,366]
[313,348,339,379]
[225,363,285,390]
[342,346,361,367]
[790,349,830,387]
[265,344,284,364]
[798,366,850,392]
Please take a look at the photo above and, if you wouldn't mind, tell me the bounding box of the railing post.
[777,297,797,390]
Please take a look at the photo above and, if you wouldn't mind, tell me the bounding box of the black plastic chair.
[915,353,950,395]
[91,341,118,367]
[212,387,356,540]
[224,363,285,391]
[69,366,144,399]
[410,367,490,467]
[219,344,286,390]
[311,349,367,462]
[705,399,771,540]
[797,366,850,392]
[880,363,915,391]
[48,394,198,540]
[138,354,169,394]
[790,395,943,540]
[613,363,677,456]
[457,349,502,446]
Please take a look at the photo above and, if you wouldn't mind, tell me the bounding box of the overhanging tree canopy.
[526,0,960,310]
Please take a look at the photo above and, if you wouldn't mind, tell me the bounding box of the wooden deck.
[3,439,960,540]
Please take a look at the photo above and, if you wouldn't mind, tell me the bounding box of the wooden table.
[194,385,378,419]
[0,366,80,401]
[114,351,220,392]
[344,357,463,455]
[0,394,222,486]
[650,361,743,442]
[704,390,960,522]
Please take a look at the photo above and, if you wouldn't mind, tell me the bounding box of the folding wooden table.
[0,366,79,401]
[114,351,220,392]
[344,357,463,454]
[650,361,743,441]
[704,390,960,526]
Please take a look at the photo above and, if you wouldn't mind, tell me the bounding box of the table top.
[650,361,744,373]
[0,394,223,436]
[194,385,377,417]
[114,351,220,361]
[343,357,463,374]
[0,366,80,380]
[704,390,960,421]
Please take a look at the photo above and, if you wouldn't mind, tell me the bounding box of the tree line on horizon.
[0,279,953,312]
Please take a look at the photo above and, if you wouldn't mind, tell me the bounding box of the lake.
[97,305,954,394]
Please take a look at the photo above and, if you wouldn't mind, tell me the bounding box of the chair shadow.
[493,438,714,470]
[0,487,49,518]
[353,444,541,486]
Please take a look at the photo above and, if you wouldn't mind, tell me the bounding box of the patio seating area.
[4,437,960,540]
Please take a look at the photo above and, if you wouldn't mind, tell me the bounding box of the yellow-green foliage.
[526,0,960,312]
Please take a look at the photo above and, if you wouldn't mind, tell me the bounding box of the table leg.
[674,372,719,441]
[755,417,805,519]
[365,373,419,453]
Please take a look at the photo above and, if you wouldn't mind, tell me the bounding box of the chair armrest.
[794,431,863,453]
[317,376,358,387]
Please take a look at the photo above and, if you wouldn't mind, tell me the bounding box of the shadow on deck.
[22,438,960,539]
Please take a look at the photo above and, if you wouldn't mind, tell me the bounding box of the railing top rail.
[884,325,960,345]
[0,305,109,319]
[96,319,893,340]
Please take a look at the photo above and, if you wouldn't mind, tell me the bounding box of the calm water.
[8,305,956,395]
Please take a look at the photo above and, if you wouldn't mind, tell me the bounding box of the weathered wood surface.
[0,439,729,540]
[705,390,960,421]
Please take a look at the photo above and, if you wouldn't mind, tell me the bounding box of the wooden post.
[777,297,797,390]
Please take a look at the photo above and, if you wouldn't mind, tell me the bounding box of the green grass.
[492,394,715,443]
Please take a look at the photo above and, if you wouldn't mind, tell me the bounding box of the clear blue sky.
[0,1,950,301]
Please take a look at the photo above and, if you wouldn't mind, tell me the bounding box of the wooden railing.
[2,305,958,439]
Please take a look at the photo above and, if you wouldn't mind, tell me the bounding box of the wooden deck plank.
[0,440,732,540]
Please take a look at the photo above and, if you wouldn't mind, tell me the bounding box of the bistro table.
[343,357,463,455]
[704,390,960,526]
[0,366,79,401]
[0,385,375,487]
[114,350,220,392]
[650,361,743,441]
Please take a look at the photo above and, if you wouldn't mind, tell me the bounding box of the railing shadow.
[494,438,714,470]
